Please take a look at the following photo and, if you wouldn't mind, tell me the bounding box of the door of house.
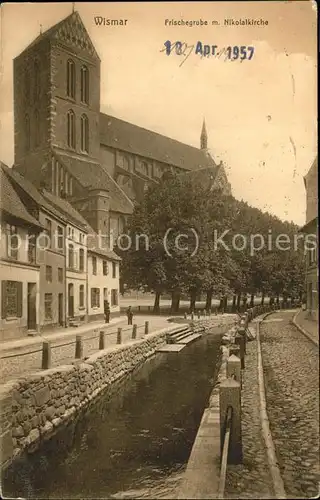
[58,293,64,326]
[68,283,74,318]
[27,283,37,330]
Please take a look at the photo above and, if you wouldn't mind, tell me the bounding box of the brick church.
[13,10,231,242]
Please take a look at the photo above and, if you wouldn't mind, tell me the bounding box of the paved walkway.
[293,309,318,345]
[260,311,319,498]
[0,315,173,384]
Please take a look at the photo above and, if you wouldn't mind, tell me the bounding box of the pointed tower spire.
[200,118,208,150]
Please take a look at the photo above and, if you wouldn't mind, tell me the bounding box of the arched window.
[67,59,75,99]
[25,69,30,102]
[80,114,89,153]
[67,110,75,149]
[34,60,40,102]
[80,65,89,104]
[34,110,40,147]
[25,114,30,151]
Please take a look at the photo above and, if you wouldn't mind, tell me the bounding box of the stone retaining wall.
[0,317,236,471]
[0,328,168,469]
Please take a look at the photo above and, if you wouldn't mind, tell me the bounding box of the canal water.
[3,332,222,499]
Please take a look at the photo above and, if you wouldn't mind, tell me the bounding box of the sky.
[0,1,317,225]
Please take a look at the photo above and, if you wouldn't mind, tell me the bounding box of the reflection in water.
[3,333,221,499]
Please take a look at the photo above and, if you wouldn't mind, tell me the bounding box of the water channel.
[3,331,222,499]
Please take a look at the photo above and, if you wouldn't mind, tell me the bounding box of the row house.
[1,164,121,340]
[0,164,42,340]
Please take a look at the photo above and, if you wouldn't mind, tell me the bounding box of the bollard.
[184,312,187,319]
[144,321,149,335]
[235,334,245,369]
[42,341,51,369]
[219,378,243,464]
[229,344,240,357]
[75,335,83,359]
[117,327,122,344]
[197,311,201,320]
[238,326,247,354]
[99,331,105,350]
[191,312,194,320]
[227,354,241,385]
[132,324,137,339]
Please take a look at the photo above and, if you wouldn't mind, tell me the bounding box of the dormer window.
[67,59,75,99]
[80,65,89,104]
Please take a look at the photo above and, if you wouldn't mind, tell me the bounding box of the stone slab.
[156,344,186,353]
[176,334,202,345]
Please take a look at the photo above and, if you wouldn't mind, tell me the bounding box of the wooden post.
[117,327,122,344]
[227,355,241,385]
[184,312,187,319]
[42,341,51,369]
[235,334,245,369]
[132,324,137,339]
[144,321,149,335]
[209,309,211,317]
[197,311,200,320]
[191,312,194,321]
[99,331,105,350]
[75,335,83,359]
[238,326,247,354]
[220,378,242,464]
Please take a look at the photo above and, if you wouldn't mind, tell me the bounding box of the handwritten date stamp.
[161,40,255,66]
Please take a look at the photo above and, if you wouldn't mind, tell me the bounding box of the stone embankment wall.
[0,318,236,470]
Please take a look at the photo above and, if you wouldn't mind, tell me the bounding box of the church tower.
[13,11,101,188]
[200,118,208,151]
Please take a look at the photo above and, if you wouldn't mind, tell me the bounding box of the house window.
[58,267,63,283]
[34,60,40,102]
[79,248,85,271]
[44,218,52,247]
[25,114,30,151]
[67,110,76,149]
[69,177,73,196]
[28,233,36,264]
[44,293,53,321]
[112,262,117,278]
[67,59,75,99]
[91,288,100,308]
[80,114,89,153]
[111,289,118,306]
[80,65,89,104]
[103,260,108,276]
[92,256,97,275]
[79,284,85,308]
[35,109,40,147]
[57,226,64,251]
[308,247,317,266]
[6,225,19,260]
[46,265,52,282]
[68,244,74,269]
[1,281,23,319]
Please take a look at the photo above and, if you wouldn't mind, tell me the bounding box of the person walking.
[127,306,133,325]
[104,299,110,324]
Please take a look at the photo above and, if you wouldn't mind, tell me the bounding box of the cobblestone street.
[261,311,319,498]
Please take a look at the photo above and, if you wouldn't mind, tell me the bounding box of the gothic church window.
[80,65,89,104]
[34,110,40,147]
[67,110,76,149]
[34,60,40,102]
[80,114,89,153]
[67,59,76,99]
[25,114,30,151]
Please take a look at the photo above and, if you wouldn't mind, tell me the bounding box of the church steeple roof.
[16,10,100,61]
[200,118,208,150]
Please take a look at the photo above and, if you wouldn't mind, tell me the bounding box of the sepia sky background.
[0,1,317,225]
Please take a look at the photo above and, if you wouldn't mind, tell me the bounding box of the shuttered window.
[1,281,23,319]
